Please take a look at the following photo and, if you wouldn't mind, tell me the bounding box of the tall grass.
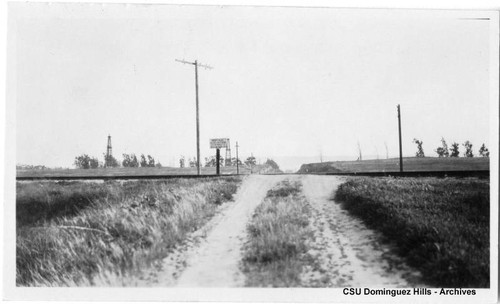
[241,180,313,287]
[16,177,241,286]
[334,177,489,287]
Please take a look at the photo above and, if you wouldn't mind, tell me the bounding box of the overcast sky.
[12,3,496,170]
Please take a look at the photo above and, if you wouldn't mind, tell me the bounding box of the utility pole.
[216,148,220,176]
[397,104,403,172]
[105,135,112,168]
[357,141,362,161]
[175,59,213,175]
[225,139,232,166]
[236,141,239,175]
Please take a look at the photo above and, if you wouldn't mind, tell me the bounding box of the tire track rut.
[301,175,425,287]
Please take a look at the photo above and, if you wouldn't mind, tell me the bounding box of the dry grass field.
[298,157,489,173]
[16,177,241,286]
[334,177,489,288]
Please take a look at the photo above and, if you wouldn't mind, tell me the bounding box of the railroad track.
[15,170,489,181]
[15,174,242,181]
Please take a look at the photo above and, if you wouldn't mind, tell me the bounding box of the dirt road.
[151,174,423,287]
[161,174,286,287]
[301,175,424,287]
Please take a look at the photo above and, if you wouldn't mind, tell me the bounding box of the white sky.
[12,3,495,170]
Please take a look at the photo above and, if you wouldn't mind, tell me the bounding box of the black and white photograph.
[3,1,499,303]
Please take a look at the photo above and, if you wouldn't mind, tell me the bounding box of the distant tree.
[189,158,197,168]
[147,155,155,167]
[245,156,257,167]
[89,157,99,169]
[74,154,91,169]
[479,144,489,157]
[179,156,185,168]
[450,142,460,157]
[265,159,280,170]
[155,162,162,168]
[230,157,243,166]
[140,154,148,167]
[413,138,425,157]
[204,157,214,167]
[74,154,99,169]
[205,155,224,167]
[130,154,139,167]
[435,137,450,157]
[463,141,474,158]
[103,153,119,167]
[122,154,132,167]
[122,153,139,167]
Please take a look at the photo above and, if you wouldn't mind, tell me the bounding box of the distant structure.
[225,139,232,166]
[357,141,363,161]
[105,135,113,168]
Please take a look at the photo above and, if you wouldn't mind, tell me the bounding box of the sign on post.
[210,138,229,149]
[210,138,229,176]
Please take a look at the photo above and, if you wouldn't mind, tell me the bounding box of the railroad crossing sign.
[210,138,229,149]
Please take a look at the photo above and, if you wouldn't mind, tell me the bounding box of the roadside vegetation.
[297,157,489,173]
[16,177,241,286]
[241,179,313,287]
[334,177,489,287]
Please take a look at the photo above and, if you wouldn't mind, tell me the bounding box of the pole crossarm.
[175,59,214,70]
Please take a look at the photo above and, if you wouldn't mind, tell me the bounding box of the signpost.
[210,138,229,175]
[210,138,229,149]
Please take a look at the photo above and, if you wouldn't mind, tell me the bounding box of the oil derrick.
[225,139,232,166]
[105,135,112,167]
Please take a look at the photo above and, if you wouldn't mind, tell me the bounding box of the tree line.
[178,155,258,168]
[75,152,264,169]
[74,153,162,169]
[412,138,489,158]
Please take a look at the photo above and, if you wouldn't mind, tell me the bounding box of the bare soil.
[144,174,426,287]
[300,175,425,287]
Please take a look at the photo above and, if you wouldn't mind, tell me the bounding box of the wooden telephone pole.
[397,104,403,172]
[175,59,213,175]
[236,141,240,175]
